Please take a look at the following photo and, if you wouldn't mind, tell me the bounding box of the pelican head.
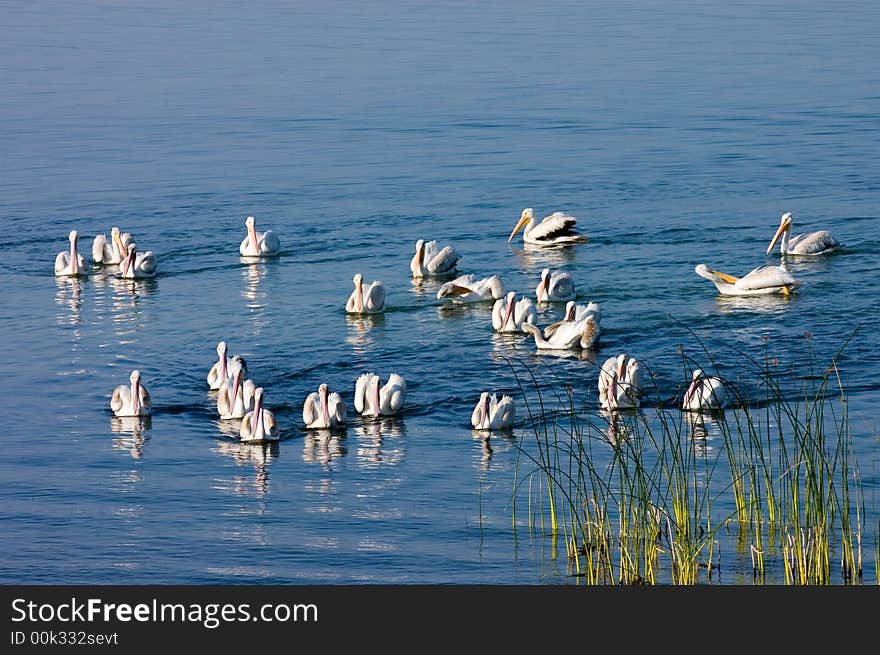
[536,268,550,300]
[508,208,534,242]
[353,272,363,286]
[245,215,255,227]
[563,300,576,321]
[217,341,227,357]
[130,369,141,384]
[69,230,78,243]
[414,239,424,254]
[767,212,794,254]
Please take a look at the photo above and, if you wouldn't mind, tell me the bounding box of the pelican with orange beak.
[508,208,587,246]
[92,227,134,266]
[354,372,406,418]
[766,212,840,256]
[694,263,802,296]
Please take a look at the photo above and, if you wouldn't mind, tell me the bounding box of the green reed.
[502,325,872,585]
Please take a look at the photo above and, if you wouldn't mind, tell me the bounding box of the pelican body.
[303,383,347,429]
[354,372,406,417]
[694,264,801,296]
[119,243,157,279]
[492,291,537,333]
[239,216,281,257]
[521,316,600,350]
[598,354,646,410]
[767,212,840,256]
[508,208,587,246]
[54,230,88,277]
[471,392,516,431]
[535,268,576,303]
[207,341,244,390]
[240,387,279,442]
[544,301,601,340]
[346,273,386,314]
[410,239,460,278]
[92,227,134,266]
[111,370,152,417]
[217,357,256,420]
[437,274,505,303]
[682,369,729,411]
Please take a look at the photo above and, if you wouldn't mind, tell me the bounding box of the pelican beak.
[766,217,790,254]
[113,231,126,260]
[503,296,515,329]
[710,269,740,285]
[508,213,530,242]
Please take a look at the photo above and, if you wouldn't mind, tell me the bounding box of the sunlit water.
[1,1,878,584]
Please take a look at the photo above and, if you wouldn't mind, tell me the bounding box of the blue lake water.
[1,1,878,584]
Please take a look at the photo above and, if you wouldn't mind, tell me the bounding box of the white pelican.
[217,357,256,420]
[694,263,802,296]
[54,230,88,277]
[92,227,134,266]
[492,291,537,333]
[354,372,407,417]
[471,392,516,431]
[681,369,730,411]
[240,387,279,442]
[766,212,840,256]
[410,239,460,278]
[239,215,281,257]
[508,208,588,246]
[206,341,246,390]
[598,354,646,410]
[535,268,576,302]
[437,274,505,303]
[544,301,601,339]
[110,369,152,417]
[521,316,600,350]
[345,273,386,314]
[303,383,347,429]
[119,243,157,279]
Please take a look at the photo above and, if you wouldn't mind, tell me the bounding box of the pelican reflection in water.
[354,418,406,468]
[302,429,348,467]
[111,415,151,460]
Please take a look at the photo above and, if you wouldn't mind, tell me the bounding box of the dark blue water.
[1,1,878,584]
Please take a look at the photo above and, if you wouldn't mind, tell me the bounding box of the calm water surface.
[1,1,878,584]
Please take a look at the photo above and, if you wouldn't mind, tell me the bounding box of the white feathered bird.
[92,227,134,266]
[508,208,588,246]
[354,372,407,418]
[492,291,538,333]
[471,392,516,431]
[766,212,840,256]
[54,230,88,277]
[303,383,347,429]
[681,369,730,411]
[110,370,152,417]
[437,274,505,303]
[239,387,279,442]
[119,243,157,279]
[694,263,802,296]
[410,239,460,278]
[239,215,281,257]
[346,273,386,314]
[535,268,576,302]
[598,354,646,410]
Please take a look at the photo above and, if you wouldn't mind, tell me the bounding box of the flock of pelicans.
[55,208,841,443]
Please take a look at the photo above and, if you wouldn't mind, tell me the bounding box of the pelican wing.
[382,373,406,413]
[790,230,839,255]
[364,281,386,311]
[530,211,582,242]
[578,318,601,349]
[303,392,321,426]
[110,384,129,414]
[490,395,516,429]
[354,373,373,414]
[548,271,575,299]
[328,392,347,425]
[260,229,280,255]
[735,265,797,290]
[424,242,460,274]
[54,251,70,275]
[92,234,110,263]
[515,298,537,328]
